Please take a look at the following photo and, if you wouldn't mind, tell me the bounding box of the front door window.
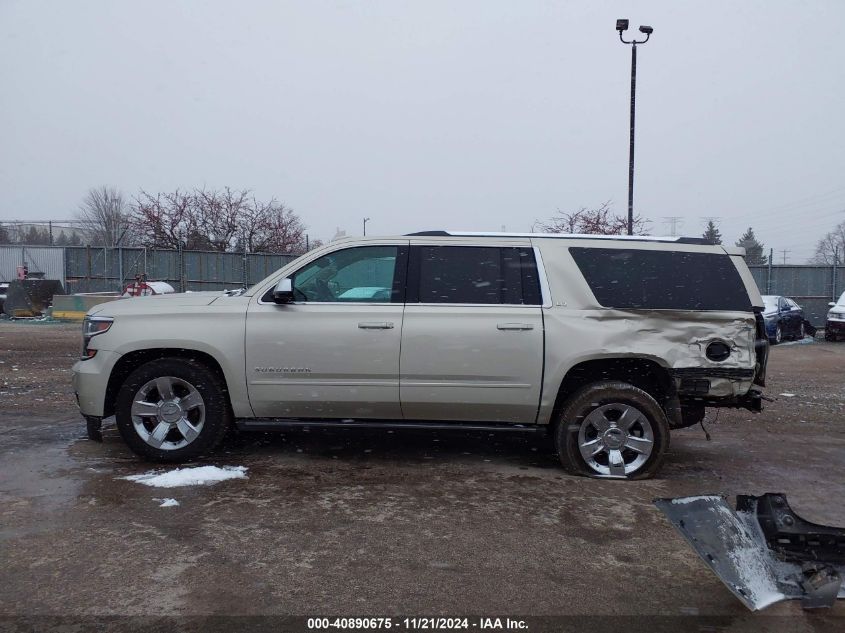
[292,246,400,303]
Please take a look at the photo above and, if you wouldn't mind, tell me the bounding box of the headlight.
[81,316,113,359]
[829,311,844,320]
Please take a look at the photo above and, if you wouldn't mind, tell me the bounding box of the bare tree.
[130,187,308,253]
[194,187,250,251]
[537,201,650,235]
[131,189,197,250]
[75,186,132,246]
[810,219,845,264]
[242,197,306,253]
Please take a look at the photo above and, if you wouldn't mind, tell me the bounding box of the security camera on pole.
[616,19,653,236]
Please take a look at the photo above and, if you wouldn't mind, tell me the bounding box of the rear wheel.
[798,322,805,340]
[555,381,670,480]
[115,358,231,462]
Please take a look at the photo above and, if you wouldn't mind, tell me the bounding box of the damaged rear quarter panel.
[534,239,759,425]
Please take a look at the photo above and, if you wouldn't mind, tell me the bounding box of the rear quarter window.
[569,247,752,311]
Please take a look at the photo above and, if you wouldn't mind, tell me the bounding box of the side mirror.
[273,278,294,304]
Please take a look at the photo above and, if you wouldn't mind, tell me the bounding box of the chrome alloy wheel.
[130,376,206,450]
[577,403,655,478]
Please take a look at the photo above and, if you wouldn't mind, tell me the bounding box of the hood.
[87,292,222,316]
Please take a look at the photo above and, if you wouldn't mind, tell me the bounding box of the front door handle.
[497,323,534,331]
[358,322,394,330]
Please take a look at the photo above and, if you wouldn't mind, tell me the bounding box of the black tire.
[797,322,805,340]
[555,381,670,480]
[771,324,782,345]
[115,358,232,463]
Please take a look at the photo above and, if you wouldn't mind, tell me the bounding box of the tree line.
[0,186,316,254]
[3,191,842,264]
[536,204,773,265]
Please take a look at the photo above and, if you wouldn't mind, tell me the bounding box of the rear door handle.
[497,323,534,331]
[358,322,394,330]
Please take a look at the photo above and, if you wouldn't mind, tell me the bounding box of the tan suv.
[72,232,768,479]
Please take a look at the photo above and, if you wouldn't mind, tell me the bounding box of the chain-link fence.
[0,246,840,324]
[61,246,300,294]
[749,265,840,325]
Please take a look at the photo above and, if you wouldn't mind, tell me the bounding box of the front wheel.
[771,324,783,345]
[555,381,670,480]
[115,358,231,462]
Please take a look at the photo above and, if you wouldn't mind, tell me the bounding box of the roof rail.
[405,230,713,245]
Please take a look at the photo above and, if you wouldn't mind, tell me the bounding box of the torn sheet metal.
[655,494,845,611]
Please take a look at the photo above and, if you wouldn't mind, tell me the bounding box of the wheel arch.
[104,348,232,419]
[550,356,677,427]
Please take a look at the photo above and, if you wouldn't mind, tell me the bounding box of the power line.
[730,190,845,220]
[662,216,683,237]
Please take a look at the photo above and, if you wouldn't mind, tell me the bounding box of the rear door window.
[410,246,541,305]
[569,247,752,311]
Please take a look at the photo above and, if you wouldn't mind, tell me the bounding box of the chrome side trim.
[401,381,531,389]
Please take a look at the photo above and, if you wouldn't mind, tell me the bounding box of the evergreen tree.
[735,227,767,265]
[702,220,722,244]
[0,223,10,244]
[22,225,51,245]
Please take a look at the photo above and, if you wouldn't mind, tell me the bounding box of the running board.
[236,419,547,433]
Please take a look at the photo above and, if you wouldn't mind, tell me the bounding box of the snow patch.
[669,495,723,505]
[778,336,815,347]
[715,505,786,610]
[121,465,248,488]
[779,393,796,397]
[154,498,180,507]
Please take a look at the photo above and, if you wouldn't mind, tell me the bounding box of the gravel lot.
[1,320,843,630]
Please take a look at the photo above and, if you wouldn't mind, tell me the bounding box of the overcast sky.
[2,0,844,261]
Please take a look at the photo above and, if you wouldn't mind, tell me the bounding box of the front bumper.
[72,350,121,418]
[826,319,845,336]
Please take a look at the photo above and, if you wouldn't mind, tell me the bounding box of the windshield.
[761,295,778,313]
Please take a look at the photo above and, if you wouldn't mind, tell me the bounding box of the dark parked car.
[761,295,805,344]
[825,292,845,341]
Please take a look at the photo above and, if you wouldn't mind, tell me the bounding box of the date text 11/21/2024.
[306,617,528,630]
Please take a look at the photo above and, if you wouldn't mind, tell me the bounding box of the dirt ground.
[1,320,843,631]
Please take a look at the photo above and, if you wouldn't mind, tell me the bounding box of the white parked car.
[825,291,845,341]
[72,232,768,479]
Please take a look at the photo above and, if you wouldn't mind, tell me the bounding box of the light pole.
[363,217,370,236]
[616,19,653,235]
